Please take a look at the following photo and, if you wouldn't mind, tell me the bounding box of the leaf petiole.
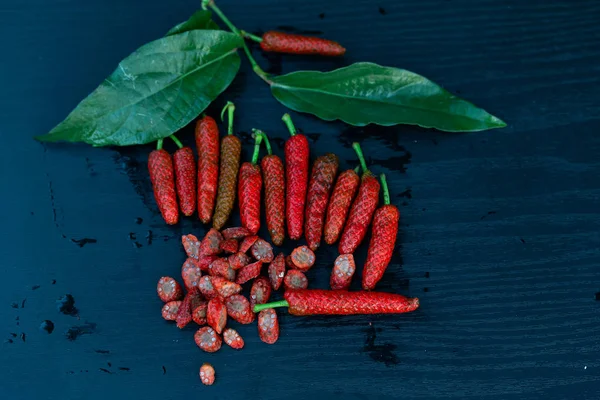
[241,30,263,43]
[203,0,270,83]
[169,135,184,149]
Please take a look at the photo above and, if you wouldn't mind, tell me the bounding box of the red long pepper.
[148,139,179,225]
[253,289,419,316]
[282,114,309,241]
[170,135,196,217]
[362,174,400,290]
[338,143,381,254]
[238,132,263,235]
[195,115,220,224]
[258,131,286,246]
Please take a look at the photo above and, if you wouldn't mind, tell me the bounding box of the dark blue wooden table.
[2,0,600,398]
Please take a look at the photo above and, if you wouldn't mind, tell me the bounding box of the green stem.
[354,165,361,174]
[204,1,269,82]
[157,139,164,150]
[169,135,183,149]
[250,131,263,164]
[221,101,235,135]
[253,300,289,313]
[253,129,272,155]
[380,174,390,205]
[282,113,297,137]
[352,142,369,174]
[241,30,263,43]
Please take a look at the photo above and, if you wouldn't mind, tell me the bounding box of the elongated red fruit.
[148,141,178,225]
[339,143,380,254]
[195,116,220,223]
[222,227,251,240]
[213,102,242,230]
[176,288,201,329]
[259,31,346,56]
[362,174,400,290]
[282,114,309,240]
[171,135,196,216]
[330,254,356,290]
[254,289,419,316]
[305,153,338,250]
[258,132,285,246]
[324,168,360,245]
[238,132,263,235]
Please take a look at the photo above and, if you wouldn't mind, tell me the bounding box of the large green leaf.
[165,9,219,36]
[37,30,242,146]
[269,62,506,132]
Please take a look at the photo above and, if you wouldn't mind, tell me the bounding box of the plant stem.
[157,139,164,150]
[380,174,390,205]
[241,30,263,43]
[282,113,297,136]
[203,0,270,83]
[250,131,263,165]
[221,101,235,135]
[169,135,183,149]
[352,142,369,174]
[354,165,361,174]
[252,129,273,155]
[253,129,272,155]
[253,300,289,313]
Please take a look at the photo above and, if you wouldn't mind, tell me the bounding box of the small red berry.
[176,288,200,329]
[161,300,182,321]
[157,276,183,303]
[222,227,251,241]
[195,327,222,353]
[208,258,236,281]
[182,234,201,260]
[181,258,202,291]
[228,252,251,270]
[290,245,316,272]
[268,253,286,291]
[199,363,216,385]
[235,261,263,285]
[223,328,244,349]
[251,238,274,263]
[200,228,223,256]
[250,277,272,308]
[210,276,242,299]
[192,301,208,325]
[207,298,227,334]
[284,270,308,290]
[219,238,239,254]
[330,254,356,290]
[258,308,279,344]
[239,235,258,253]
[224,294,254,324]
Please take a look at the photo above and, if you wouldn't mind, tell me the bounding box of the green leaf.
[165,9,219,36]
[269,62,506,132]
[37,30,243,146]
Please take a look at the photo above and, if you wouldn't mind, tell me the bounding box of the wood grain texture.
[1,0,600,399]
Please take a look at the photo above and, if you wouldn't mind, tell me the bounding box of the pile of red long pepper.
[151,102,418,385]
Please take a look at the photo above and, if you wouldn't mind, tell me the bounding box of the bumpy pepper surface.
[171,137,196,217]
[148,142,179,225]
[338,143,380,254]
[258,132,285,246]
[305,153,339,250]
[213,102,241,230]
[260,31,346,56]
[324,168,360,245]
[238,132,263,235]
[195,115,220,223]
[254,289,419,316]
[362,174,400,290]
[283,114,309,240]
